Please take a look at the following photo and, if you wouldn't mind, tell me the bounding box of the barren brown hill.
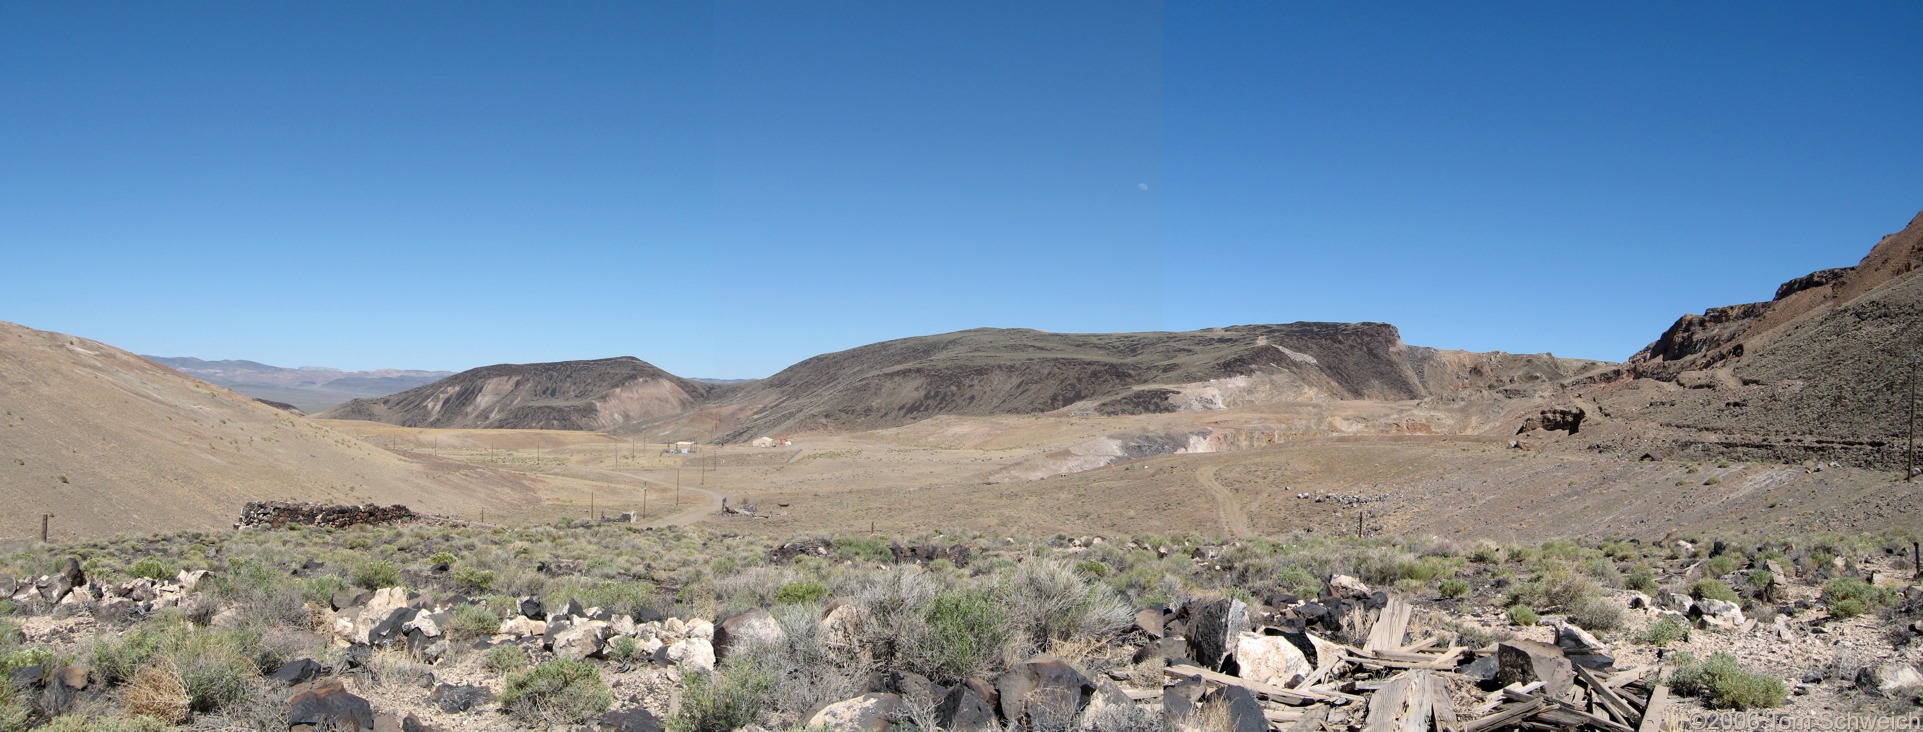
[0,321,554,539]
[319,356,725,431]
[1589,208,1923,468]
[694,323,1607,443]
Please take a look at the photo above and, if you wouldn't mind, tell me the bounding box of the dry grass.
[123,663,189,724]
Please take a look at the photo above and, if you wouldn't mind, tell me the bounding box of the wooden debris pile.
[1132,576,1676,731]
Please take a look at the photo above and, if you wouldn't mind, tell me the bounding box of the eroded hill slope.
[0,322,545,538]
[320,357,724,431]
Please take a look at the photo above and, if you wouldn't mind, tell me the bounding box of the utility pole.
[40,514,51,543]
[675,468,682,506]
[589,490,595,521]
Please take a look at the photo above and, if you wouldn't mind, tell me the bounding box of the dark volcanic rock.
[288,678,376,730]
[427,683,494,713]
[1185,598,1251,672]
[993,656,1093,728]
[935,679,999,732]
[1497,640,1574,700]
[272,658,322,686]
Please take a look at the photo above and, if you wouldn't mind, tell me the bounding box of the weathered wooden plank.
[1462,700,1546,732]
[1399,635,1441,653]
[1348,652,1461,671]
[1500,688,1634,732]
[1165,664,1365,705]
[1287,705,1332,732]
[1636,685,1673,732]
[1574,664,1641,727]
[1263,708,1307,723]
[1365,671,1433,732]
[1121,687,1160,702]
[1605,664,1658,689]
[1366,598,1414,655]
[1429,673,1460,732]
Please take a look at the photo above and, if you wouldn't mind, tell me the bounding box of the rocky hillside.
[1593,209,1923,468]
[701,323,1604,442]
[319,357,725,431]
[142,356,451,413]
[0,321,547,539]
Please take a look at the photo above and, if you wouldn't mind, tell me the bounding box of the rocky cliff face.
[1598,209,1923,467]
[319,357,721,430]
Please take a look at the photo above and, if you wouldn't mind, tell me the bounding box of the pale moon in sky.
[1138,183,1149,191]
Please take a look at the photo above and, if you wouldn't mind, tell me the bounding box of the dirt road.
[1195,464,1252,537]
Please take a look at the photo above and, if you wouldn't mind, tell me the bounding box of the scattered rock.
[665,637,715,674]
[807,692,900,732]
[272,658,322,686]
[427,683,493,713]
[1554,623,1614,670]
[994,656,1093,728]
[715,608,785,660]
[1497,640,1574,700]
[935,679,999,732]
[1185,598,1250,672]
[601,707,667,732]
[288,677,376,731]
[1857,664,1923,695]
[1201,685,1266,732]
[1231,632,1310,688]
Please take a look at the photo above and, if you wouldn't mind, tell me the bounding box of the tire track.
[1196,464,1252,537]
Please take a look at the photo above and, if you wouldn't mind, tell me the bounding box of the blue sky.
[3,2,1919,377]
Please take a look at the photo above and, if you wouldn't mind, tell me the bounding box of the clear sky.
[4,2,1919,377]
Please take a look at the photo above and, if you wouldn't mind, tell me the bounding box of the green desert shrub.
[1625,565,1659,593]
[1566,595,1626,632]
[1438,578,1471,599]
[1688,579,1739,603]
[1074,560,1112,577]
[773,580,829,606]
[350,560,401,590]
[1638,616,1690,646]
[443,603,500,641]
[453,567,497,593]
[1469,543,1503,564]
[1703,553,1743,578]
[499,659,612,725]
[832,536,894,563]
[1507,605,1539,626]
[1508,569,1600,611]
[1666,652,1786,709]
[1823,577,1899,618]
[915,588,1009,684]
[484,644,530,674]
[606,635,642,663]
[998,560,1132,656]
[92,621,261,713]
[669,664,776,732]
[129,556,178,583]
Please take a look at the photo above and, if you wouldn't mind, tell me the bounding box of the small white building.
[751,437,776,448]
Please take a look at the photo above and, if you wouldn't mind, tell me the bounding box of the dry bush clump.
[123,663,189,724]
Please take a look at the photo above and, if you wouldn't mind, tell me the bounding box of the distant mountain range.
[317,322,1607,442]
[139,356,453,413]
